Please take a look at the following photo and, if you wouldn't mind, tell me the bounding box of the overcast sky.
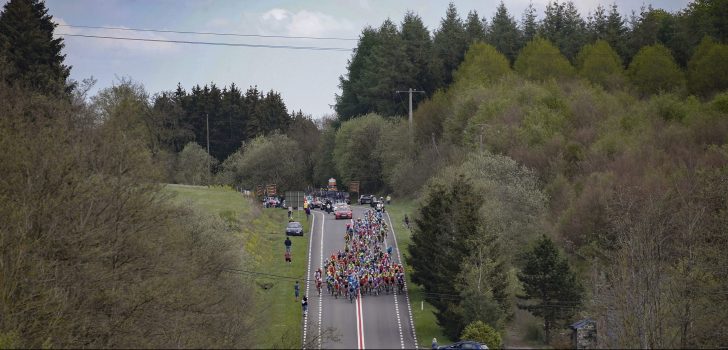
[31,0,690,118]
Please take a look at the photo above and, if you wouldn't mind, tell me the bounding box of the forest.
[1,0,727,347]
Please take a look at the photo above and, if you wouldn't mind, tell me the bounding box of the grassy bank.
[164,184,310,348]
[386,200,453,348]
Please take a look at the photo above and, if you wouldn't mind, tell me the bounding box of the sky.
[27,0,691,118]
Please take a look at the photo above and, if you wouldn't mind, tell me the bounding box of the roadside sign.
[285,191,305,209]
[255,185,264,197]
[266,184,277,196]
[349,181,360,193]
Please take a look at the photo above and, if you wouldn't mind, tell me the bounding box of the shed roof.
[569,318,595,330]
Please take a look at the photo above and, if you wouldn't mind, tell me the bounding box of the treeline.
[0,1,258,347]
[152,83,291,161]
[330,0,728,348]
[336,0,728,120]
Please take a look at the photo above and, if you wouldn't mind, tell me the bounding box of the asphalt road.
[303,206,419,349]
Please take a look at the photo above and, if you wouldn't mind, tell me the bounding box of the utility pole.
[206,113,211,173]
[396,88,425,132]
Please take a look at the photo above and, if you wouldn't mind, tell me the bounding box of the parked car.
[334,205,353,220]
[263,196,281,208]
[438,341,488,350]
[285,221,304,236]
[359,194,374,205]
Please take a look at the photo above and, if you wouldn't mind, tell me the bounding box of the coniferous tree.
[541,1,587,61]
[336,27,380,121]
[465,10,487,44]
[517,235,584,344]
[408,175,481,338]
[521,2,539,44]
[432,3,467,86]
[605,4,629,63]
[0,0,71,96]
[401,12,438,98]
[587,5,608,42]
[487,2,522,63]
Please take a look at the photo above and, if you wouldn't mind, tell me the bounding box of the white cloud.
[53,17,178,55]
[258,8,355,38]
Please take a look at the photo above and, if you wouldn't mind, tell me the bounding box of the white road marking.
[303,213,316,348]
[386,211,419,348]
[318,212,324,349]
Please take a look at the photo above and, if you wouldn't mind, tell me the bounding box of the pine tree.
[605,4,629,63]
[487,2,522,63]
[0,0,71,96]
[401,12,438,98]
[465,10,487,44]
[336,27,380,121]
[521,2,539,44]
[432,2,467,86]
[541,1,587,61]
[587,5,608,42]
[517,235,584,344]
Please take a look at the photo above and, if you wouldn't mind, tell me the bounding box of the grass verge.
[164,184,310,349]
[386,200,453,348]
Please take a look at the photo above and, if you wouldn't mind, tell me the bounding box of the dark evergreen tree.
[432,2,467,86]
[408,175,481,339]
[587,5,608,42]
[521,2,539,44]
[487,2,522,63]
[605,4,629,63]
[517,235,584,343]
[541,1,587,61]
[336,27,381,121]
[0,0,71,96]
[401,12,438,99]
[465,10,487,44]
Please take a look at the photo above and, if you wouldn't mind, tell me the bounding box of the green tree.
[514,37,575,81]
[219,134,304,191]
[521,2,538,44]
[604,4,629,62]
[627,43,685,96]
[336,27,380,121]
[408,175,481,339]
[540,1,587,61]
[333,114,389,191]
[312,122,339,187]
[401,12,438,97]
[576,39,625,89]
[486,2,522,62]
[175,142,216,185]
[687,37,728,97]
[465,10,487,44]
[460,320,502,348]
[0,0,71,96]
[433,2,467,86]
[452,43,511,88]
[517,235,584,343]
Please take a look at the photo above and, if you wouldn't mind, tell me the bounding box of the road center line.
[318,211,324,349]
[356,289,366,349]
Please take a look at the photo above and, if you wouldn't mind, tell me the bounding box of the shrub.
[514,38,575,81]
[453,43,512,88]
[460,320,502,348]
[576,40,625,89]
[688,37,728,97]
[627,44,685,96]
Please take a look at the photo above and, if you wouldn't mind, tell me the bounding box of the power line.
[58,24,359,41]
[56,33,354,51]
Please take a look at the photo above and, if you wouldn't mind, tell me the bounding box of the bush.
[688,37,728,97]
[627,44,685,96]
[514,38,575,81]
[175,142,217,185]
[453,43,512,88]
[460,320,502,348]
[576,40,625,89]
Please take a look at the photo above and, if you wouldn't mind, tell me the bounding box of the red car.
[334,205,352,220]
